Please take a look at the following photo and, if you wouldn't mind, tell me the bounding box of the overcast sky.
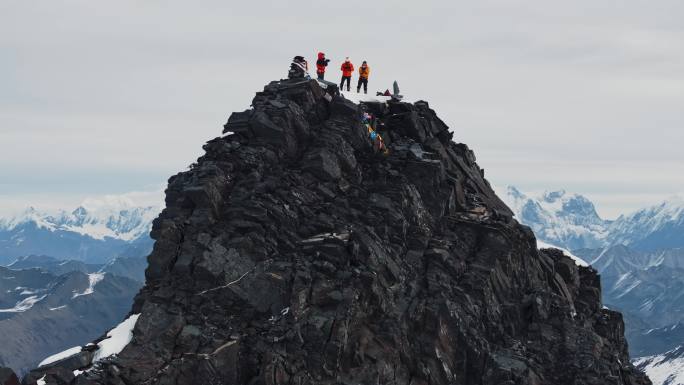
[1,0,682,219]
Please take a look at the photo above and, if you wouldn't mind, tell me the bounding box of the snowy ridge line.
[92,313,140,362]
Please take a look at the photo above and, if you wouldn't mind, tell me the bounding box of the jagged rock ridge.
[19,79,651,385]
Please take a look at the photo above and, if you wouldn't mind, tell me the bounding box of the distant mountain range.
[5,254,147,283]
[504,186,684,385]
[0,197,158,375]
[0,261,144,375]
[0,198,160,265]
[505,186,684,251]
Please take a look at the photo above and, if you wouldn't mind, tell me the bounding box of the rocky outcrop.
[27,79,651,385]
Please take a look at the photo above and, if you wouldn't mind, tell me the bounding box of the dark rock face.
[0,367,19,385]
[34,79,650,385]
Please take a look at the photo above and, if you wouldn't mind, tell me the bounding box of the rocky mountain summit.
[12,79,651,385]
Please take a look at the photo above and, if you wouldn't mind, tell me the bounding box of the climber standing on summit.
[340,57,354,92]
[316,52,330,80]
[357,61,370,94]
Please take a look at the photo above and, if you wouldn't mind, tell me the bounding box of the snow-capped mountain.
[610,196,684,251]
[634,346,684,385]
[0,196,161,265]
[504,186,609,250]
[0,196,159,241]
[503,186,684,252]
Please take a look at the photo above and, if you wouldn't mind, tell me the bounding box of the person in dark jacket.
[357,61,370,94]
[340,57,354,91]
[288,56,309,79]
[316,52,330,80]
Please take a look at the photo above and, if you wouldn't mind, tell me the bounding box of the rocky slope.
[17,79,651,385]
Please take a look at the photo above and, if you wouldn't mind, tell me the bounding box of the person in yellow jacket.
[357,61,370,94]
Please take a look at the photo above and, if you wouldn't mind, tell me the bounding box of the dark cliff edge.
[12,79,651,385]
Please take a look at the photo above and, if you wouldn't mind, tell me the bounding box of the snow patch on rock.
[340,91,392,104]
[92,313,140,362]
[72,273,105,298]
[0,294,47,312]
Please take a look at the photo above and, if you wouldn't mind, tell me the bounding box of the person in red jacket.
[340,57,354,91]
[316,52,330,80]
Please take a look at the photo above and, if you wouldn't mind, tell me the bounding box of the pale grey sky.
[1,0,682,219]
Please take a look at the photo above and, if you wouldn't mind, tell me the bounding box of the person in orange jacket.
[357,61,370,94]
[340,57,354,91]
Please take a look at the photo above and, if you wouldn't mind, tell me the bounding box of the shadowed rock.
[0,368,19,385]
